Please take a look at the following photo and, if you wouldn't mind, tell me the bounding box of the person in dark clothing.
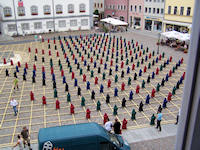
[113,118,121,134]
[21,126,32,150]
[157,105,162,113]
[139,101,144,112]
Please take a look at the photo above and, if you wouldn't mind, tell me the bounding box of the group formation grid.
[0,33,186,147]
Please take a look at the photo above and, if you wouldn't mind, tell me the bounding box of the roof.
[38,122,109,143]
[100,17,128,26]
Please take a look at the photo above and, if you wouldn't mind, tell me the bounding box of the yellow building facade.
[163,0,194,33]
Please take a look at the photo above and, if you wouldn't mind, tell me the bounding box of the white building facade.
[0,0,93,36]
[144,0,165,32]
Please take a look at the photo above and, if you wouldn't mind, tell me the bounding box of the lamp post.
[157,33,161,54]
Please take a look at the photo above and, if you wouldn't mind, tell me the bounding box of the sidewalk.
[122,123,177,143]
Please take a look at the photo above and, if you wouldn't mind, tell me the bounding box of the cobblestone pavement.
[0,30,188,149]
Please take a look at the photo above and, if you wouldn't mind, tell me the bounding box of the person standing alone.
[10,99,18,116]
[113,118,121,134]
[156,110,162,131]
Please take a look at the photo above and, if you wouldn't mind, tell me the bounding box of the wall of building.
[0,0,93,36]
[164,0,194,23]
[93,0,104,13]
[163,0,194,33]
[143,0,165,31]
[104,0,129,22]
[129,0,144,29]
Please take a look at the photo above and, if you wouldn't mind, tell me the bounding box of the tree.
[93,9,99,15]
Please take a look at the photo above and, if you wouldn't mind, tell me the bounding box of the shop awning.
[163,20,192,27]
[161,31,190,41]
[100,17,128,26]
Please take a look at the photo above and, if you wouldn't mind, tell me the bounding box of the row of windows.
[105,5,126,10]
[7,19,88,32]
[168,6,191,16]
[3,4,86,17]
[130,5,142,13]
[145,0,165,2]
[145,7,164,14]
[94,3,103,8]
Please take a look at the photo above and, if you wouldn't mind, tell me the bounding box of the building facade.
[93,0,104,19]
[163,0,194,33]
[129,0,144,30]
[104,0,129,22]
[143,0,165,32]
[0,0,93,36]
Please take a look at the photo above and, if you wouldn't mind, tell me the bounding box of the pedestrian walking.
[156,110,162,131]
[21,126,32,150]
[13,78,19,90]
[10,99,18,116]
[113,118,121,134]
[13,135,23,150]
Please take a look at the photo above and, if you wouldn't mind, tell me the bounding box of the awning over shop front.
[163,20,192,27]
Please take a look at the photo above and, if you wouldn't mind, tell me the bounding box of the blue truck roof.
[38,122,109,144]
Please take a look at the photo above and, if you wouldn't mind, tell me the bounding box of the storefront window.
[153,21,162,31]
[134,17,141,26]
[145,20,152,31]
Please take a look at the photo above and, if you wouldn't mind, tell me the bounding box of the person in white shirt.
[13,135,23,150]
[105,118,113,132]
[10,99,18,116]
[175,108,181,125]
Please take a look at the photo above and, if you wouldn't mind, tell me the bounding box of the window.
[149,8,151,13]
[168,6,171,14]
[81,19,88,26]
[34,22,42,29]
[3,7,12,17]
[118,5,120,10]
[150,0,152,2]
[18,7,25,16]
[97,3,99,8]
[153,8,155,13]
[145,7,147,13]
[68,4,74,13]
[135,5,137,12]
[31,5,38,15]
[187,7,191,16]
[113,5,115,9]
[43,5,51,14]
[101,3,103,8]
[161,8,164,14]
[130,16,132,23]
[139,6,141,12]
[58,20,66,27]
[174,6,177,15]
[94,3,96,8]
[180,7,184,15]
[146,0,148,1]
[162,0,164,2]
[80,3,86,12]
[7,24,16,32]
[121,5,123,10]
[46,21,54,28]
[130,5,132,11]
[157,8,159,14]
[124,5,126,10]
[70,20,77,27]
[56,5,63,14]
[21,23,29,30]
